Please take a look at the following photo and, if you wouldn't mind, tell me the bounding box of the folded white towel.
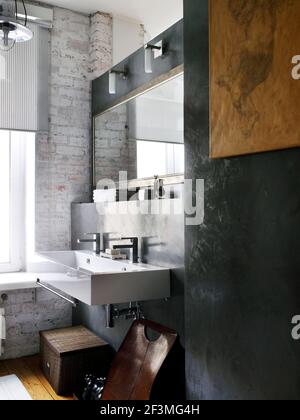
[93,189,116,203]
[0,308,6,356]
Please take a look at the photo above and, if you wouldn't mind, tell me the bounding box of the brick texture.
[4,5,113,361]
[94,104,137,185]
[36,7,113,251]
[0,288,72,360]
[89,12,113,79]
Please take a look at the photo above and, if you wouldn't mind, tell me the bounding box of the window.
[0,132,10,265]
[137,141,184,179]
[0,23,49,132]
[0,130,35,273]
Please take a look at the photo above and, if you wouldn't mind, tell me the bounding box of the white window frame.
[0,131,30,273]
[137,140,184,179]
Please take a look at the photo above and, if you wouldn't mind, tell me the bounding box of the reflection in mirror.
[94,73,184,188]
[128,75,184,144]
[94,104,137,185]
[137,141,184,179]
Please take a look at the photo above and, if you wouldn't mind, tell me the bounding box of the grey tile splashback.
[72,200,184,267]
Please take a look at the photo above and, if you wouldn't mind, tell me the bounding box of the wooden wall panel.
[210,0,300,158]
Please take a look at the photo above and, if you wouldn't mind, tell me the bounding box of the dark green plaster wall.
[185,0,300,400]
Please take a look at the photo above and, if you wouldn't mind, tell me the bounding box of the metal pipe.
[36,279,78,308]
[105,304,114,329]
[105,302,144,328]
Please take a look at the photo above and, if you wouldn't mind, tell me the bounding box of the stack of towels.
[101,249,127,260]
[0,308,6,356]
[93,189,116,203]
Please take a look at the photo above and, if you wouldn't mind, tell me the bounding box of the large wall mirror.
[93,73,184,189]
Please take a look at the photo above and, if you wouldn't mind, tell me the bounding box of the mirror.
[93,73,184,188]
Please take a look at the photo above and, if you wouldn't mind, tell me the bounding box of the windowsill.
[0,272,39,291]
[0,255,72,293]
[0,255,67,292]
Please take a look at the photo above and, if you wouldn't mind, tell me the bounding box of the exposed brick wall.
[4,5,114,361]
[0,288,72,360]
[36,7,113,251]
[89,12,113,79]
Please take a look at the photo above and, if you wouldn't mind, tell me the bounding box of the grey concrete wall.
[185,0,300,400]
[0,288,72,360]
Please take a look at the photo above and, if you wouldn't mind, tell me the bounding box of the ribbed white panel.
[0,23,48,131]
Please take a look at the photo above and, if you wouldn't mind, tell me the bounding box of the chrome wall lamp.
[109,68,128,95]
[108,39,165,94]
[145,41,163,74]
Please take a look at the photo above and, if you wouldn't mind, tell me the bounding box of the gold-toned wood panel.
[210,0,300,158]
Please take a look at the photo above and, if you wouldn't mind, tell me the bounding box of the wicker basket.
[40,326,113,396]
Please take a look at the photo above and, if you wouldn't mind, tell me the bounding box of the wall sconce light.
[109,69,128,95]
[145,41,163,74]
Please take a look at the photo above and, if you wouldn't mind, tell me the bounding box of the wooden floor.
[0,355,73,400]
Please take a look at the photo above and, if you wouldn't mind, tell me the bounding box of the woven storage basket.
[40,326,113,396]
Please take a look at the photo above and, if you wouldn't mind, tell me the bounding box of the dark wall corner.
[184,0,300,400]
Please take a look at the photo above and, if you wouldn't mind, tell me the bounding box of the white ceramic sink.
[38,251,170,306]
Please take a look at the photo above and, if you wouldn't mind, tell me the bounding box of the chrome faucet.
[77,233,102,255]
[113,237,139,263]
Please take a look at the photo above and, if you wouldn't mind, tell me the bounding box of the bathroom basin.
[38,251,170,306]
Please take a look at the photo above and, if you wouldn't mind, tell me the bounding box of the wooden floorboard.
[0,355,73,400]
[4,358,53,400]
[0,362,9,378]
[24,356,73,401]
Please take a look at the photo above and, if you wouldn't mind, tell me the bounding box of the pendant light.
[0,1,33,52]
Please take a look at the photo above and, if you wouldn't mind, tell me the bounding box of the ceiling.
[37,0,183,38]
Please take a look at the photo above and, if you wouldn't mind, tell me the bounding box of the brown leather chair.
[102,320,180,401]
